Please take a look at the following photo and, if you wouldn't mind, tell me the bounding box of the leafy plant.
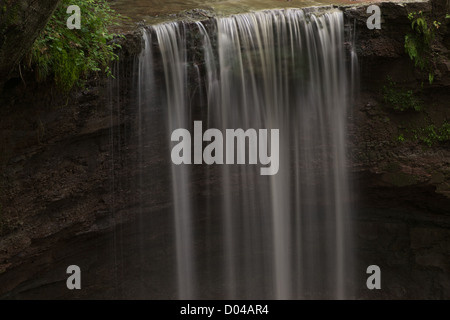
[433,20,442,29]
[383,77,423,112]
[409,122,450,146]
[28,0,124,91]
[404,11,438,84]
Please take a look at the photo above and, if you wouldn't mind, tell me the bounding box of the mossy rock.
[384,162,401,173]
[430,172,445,184]
[436,183,450,199]
[382,172,418,187]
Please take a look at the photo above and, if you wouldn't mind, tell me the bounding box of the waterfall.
[138,8,355,299]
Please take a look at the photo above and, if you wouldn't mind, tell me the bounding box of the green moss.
[52,45,81,90]
[383,172,418,187]
[384,162,401,173]
[416,122,450,146]
[431,172,445,184]
[383,78,423,112]
[399,122,450,147]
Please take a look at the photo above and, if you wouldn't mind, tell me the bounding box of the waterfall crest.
[138,8,356,299]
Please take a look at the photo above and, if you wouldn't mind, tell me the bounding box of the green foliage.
[397,122,450,147]
[416,122,450,146]
[404,11,438,84]
[383,78,423,112]
[30,0,124,91]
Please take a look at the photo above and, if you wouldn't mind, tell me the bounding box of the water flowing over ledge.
[1,0,449,300]
[135,8,357,299]
[110,0,431,28]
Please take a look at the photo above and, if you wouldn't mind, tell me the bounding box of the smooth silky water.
[136,8,358,299]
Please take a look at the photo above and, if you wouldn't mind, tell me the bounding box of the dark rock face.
[344,0,450,203]
[344,0,450,299]
[0,0,61,90]
[0,1,450,299]
[0,31,144,295]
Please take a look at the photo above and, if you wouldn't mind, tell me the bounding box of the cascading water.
[153,23,196,299]
[137,8,356,299]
